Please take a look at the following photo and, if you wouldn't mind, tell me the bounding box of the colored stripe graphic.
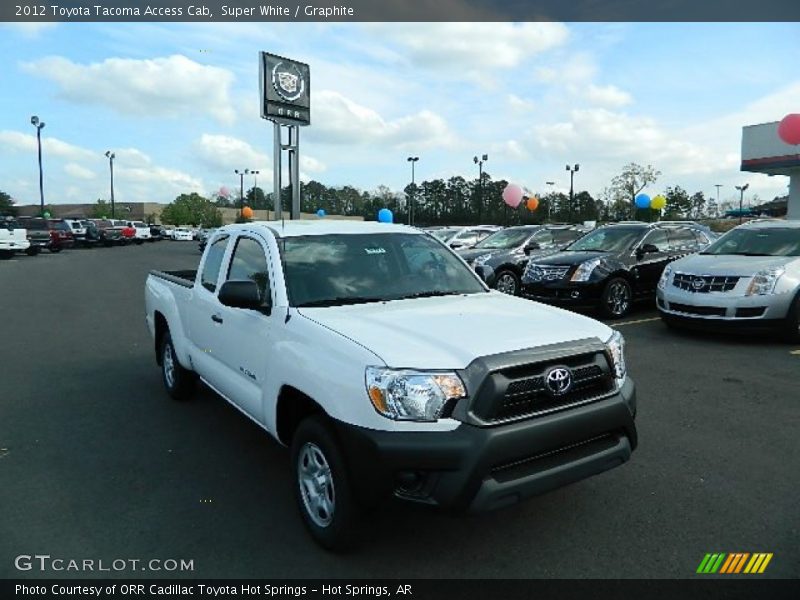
[699,552,773,574]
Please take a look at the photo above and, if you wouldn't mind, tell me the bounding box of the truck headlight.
[657,264,673,291]
[570,258,601,282]
[365,367,466,421]
[745,267,784,296]
[604,331,627,381]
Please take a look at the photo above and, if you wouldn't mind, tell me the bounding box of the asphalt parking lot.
[1,242,798,579]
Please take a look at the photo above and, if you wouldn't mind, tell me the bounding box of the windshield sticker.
[364,247,386,255]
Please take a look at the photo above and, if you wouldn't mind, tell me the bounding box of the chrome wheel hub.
[163,343,175,388]
[496,274,517,295]
[298,442,335,528]
[607,282,631,315]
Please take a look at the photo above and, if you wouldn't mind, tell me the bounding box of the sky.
[1,21,799,209]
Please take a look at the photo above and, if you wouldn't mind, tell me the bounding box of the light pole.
[545,181,555,222]
[566,164,579,223]
[713,184,723,218]
[406,156,419,225]
[251,170,260,212]
[235,168,250,218]
[30,116,46,215]
[735,183,749,224]
[104,151,115,218]
[474,154,488,223]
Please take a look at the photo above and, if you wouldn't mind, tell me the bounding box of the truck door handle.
[211,314,223,324]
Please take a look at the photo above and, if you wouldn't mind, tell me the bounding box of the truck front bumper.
[333,377,636,513]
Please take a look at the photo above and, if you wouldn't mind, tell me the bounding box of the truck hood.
[672,253,799,276]
[298,292,613,370]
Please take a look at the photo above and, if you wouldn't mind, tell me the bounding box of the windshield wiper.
[396,290,461,300]
[297,296,386,307]
[567,248,608,252]
[701,252,772,256]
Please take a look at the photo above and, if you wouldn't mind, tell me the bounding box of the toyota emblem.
[544,366,573,396]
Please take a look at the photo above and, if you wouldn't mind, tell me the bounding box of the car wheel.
[601,277,633,319]
[494,269,521,296]
[783,292,800,343]
[291,416,360,552]
[160,332,196,401]
[49,247,61,253]
[25,247,40,256]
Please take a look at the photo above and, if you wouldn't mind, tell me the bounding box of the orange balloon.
[241,206,254,219]
[526,197,539,211]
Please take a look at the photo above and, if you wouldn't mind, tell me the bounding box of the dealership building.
[741,120,800,219]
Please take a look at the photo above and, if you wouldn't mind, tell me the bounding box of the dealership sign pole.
[260,52,310,220]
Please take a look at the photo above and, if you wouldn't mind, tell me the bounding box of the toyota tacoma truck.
[145,221,637,550]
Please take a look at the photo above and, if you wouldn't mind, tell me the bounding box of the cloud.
[0,130,97,161]
[584,84,632,108]
[368,22,569,71]
[196,134,271,172]
[64,163,96,180]
[534,52,597,85]
[508,94,535,113]
[22,54,236,124]
[0,23,57,37]
[309,90,455,149]
[300,155,327,175]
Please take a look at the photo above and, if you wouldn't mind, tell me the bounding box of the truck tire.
[26,247,40,256]
[160,332,196,401]
[600,277,633,319]
[49,247,61,253]
[291,416,360,552]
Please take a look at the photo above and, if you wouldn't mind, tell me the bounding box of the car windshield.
[431,228,461,242]
[281,233,486,307]
[473,227,534,250]
[701,227,800,257]
[565,226,644,252]
[133,222,146,227]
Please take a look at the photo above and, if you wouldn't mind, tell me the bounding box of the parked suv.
[432,225,501,249]
[63,219,88,246]
[18,218,75,253]
[657,219,800,340]
[522,222,713,318]
[90,219,124,246]
[457,225,584,295]
[126,220,152,243]
[0,217,32,258]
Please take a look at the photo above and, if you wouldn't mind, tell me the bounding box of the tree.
[90,199,114,219]
[663,186,691,219]
[160,193,222,227]
[609,163,661,218]
[689,191,706,219]
[0,191,17,216]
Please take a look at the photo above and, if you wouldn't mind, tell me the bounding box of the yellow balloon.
[651,195,666,210]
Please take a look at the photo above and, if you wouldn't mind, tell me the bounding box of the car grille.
[524,264,570,282]
[673,273,740,293]
[668,302,726,317]
[470,352,615,424]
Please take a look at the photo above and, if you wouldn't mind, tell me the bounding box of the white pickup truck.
[145,220,637,550]
[1,218,31,258]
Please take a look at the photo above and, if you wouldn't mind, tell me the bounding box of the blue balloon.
[316,208,326,218]
[635,194,651,209]
[377,208,393,223]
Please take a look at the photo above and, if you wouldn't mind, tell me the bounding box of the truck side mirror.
[218,280,268,312]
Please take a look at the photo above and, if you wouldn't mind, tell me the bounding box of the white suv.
[126,221,152,242]
[0,217,32,258]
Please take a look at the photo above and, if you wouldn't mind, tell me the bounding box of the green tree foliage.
[0,191,18,216]
[160,193,222,227]
[663,186,692,219]
[90,199,114,219]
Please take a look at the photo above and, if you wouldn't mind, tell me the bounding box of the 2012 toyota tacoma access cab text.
[145,220,637,550]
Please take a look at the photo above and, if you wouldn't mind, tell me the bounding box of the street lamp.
[30,116,46,216]
[406,156,419,225]
[474,154,488,223]
[566,164,579,223]
[735,183,749,224]
[235,168,250,218]
[545,181,555,222]
[104,151,116,218]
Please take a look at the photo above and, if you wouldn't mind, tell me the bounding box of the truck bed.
[149,269,197,288]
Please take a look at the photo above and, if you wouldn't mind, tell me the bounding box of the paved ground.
[1,242,798,578]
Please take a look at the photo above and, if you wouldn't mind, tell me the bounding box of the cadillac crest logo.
[544,366,573,396]
[272,62,305,102]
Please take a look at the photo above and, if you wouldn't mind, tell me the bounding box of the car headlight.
[570,258,601,282]
[365,367,466,421]
[745,267,785,296]
[657,264,673,291]
[604,331,627,381]
[473,253,493,266]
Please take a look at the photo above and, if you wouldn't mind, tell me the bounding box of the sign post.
[260,51,310,220]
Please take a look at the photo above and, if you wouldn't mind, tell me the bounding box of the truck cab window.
[227,236,271,305]
[201,235,229,292]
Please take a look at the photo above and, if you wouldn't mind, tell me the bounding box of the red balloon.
[777,113,800,146]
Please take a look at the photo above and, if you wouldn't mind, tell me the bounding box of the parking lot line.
[613,317,661,327]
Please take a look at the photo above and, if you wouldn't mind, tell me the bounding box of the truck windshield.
[281,233,487,307]
[701,228,800,257]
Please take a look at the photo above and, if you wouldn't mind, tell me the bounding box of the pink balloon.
[218,186,231,198]
[502,183,524,208]
[778,114,800,146]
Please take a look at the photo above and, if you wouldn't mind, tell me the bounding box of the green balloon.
[42,211,51,218]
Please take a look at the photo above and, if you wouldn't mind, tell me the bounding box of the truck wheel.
[49,247,61,253]
[25,247,40,256]
[0,250,13,260]
[600,277,633,319]
[160,333,196,401]
[291,416,360,552]
[494,269,521,296]
[782,292,800,343]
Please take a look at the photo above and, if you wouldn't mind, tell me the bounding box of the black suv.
[521,222,714,318]
[457,225,584,295]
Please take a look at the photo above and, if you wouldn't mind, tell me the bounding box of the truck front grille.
[673,273,740,293]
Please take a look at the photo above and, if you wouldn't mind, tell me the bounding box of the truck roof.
[224,220,424,238]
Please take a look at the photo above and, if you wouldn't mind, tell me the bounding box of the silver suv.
[656,219,800,340]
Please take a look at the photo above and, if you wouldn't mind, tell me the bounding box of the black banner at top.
[3,0,800,22]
